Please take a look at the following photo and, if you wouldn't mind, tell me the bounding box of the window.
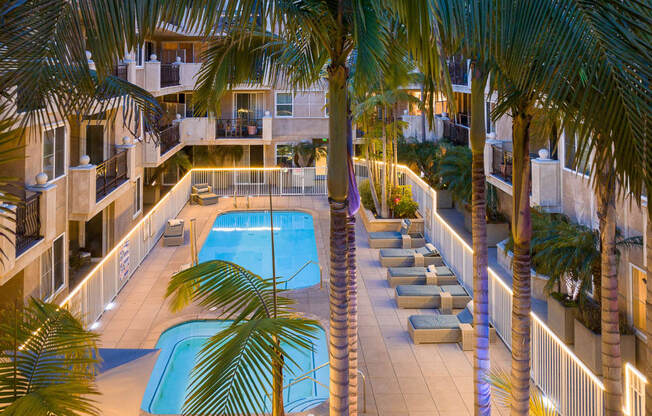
[564,133,590,175]
[486,102,496,134]
[136,45,144,66]
[631,264,646,332]
[133,177,142,218]
[41,234,65,301]
[276,144,294,167]
[43,125,65,181]
[276,93,293,117]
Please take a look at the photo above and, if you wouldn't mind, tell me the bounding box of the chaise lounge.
[386,264,458,287]
[191,183,219,205]
[368,219,426,249]
[163,219,185,246]
[407,302,497,348]
[395,284,471,311]
[379,243,443,267]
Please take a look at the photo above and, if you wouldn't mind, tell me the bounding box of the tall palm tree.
[166,260,321,416]
[0,298,101,415]
[182,4,401,413]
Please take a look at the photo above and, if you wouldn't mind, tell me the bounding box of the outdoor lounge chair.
[379,243,443,267]
[407,302,497,348]
[386,265,458,287]
[394,284,471,311]
[368,219,426,249]
[163,219,185,246]
[191,183,219,205]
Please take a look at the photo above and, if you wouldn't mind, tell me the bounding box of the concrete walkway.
[96,196,512,415]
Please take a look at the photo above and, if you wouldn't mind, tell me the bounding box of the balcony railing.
[442,119,469,146]
[113,64,128,80]
[15,193,41,256]
[96,150,128,201]
[491,144,513,183]
[448,55,468,86]
[216,118,263,138]
[160,63,180,88]
[160,123,180,155]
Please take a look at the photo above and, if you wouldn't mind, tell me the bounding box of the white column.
[69,158,97,215]
[144,55,161,92]
[0,203,16,277]
[116,137,137,180]
[26,181,57,241]
[485,135,500,177]
[531,149,561,210]
[262,111,273,143]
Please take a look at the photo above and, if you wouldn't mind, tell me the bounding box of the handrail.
[282,260,321,289]
[357,369,367,413]
[265,362,329,400]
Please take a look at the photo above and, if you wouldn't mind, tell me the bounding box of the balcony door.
[85,125,105,165]
[233,93,264,120]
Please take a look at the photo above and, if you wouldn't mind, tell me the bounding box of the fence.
[160,63,180,87]
[353,160,647,416]
[15,192,41,256]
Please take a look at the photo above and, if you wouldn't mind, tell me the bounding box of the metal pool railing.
[352,159,646,416]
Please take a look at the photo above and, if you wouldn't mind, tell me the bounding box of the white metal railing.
[352,160,646,416]
[59,167,325,327]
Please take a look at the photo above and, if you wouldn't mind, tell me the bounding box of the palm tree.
[487,370,556,416]
[183,4,400,413]
[0,298,101,415]
[165,260,321,416]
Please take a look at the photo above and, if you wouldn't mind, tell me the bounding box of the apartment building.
[0,24,331,308]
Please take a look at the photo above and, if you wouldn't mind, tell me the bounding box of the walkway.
[96,195,512,415]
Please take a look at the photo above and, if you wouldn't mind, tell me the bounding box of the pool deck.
[96,195,512,416]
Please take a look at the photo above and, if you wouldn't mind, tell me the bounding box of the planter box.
[435,189,453,209]
[497,239,550,301]
[358,206,424,234]
[463,209,510,247]
[573,319,636,376]
[547,296,577,344]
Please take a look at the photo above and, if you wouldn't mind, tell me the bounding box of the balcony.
[96,150,128,201]
[113,64,128,81]
[160,124,181,155]
[15,193,41,256]
[490,143,513,184]
[216,118,262,139]
[160,63,180,88]
[442,119,469,146]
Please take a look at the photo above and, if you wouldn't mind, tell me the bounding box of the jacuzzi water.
[198,211,321,289]
[141,320,329,414]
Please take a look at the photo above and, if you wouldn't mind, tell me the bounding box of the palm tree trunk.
[469,67,491,416]
[327,61,350,416]
[381,106,389,218]
[346,216,358,415]
[510,103,533,416]
[272,344,285,416]
[597,159,622,415]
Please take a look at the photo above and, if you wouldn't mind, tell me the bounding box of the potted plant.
[398,139,454,208]
[439,146,509,246]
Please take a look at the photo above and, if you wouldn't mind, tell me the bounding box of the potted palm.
[439,146,509,246]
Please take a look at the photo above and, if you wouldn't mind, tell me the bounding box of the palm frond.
[486,369,557,416]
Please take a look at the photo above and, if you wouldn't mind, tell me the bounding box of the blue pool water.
[141,320,329,414]
[199,211,320,289]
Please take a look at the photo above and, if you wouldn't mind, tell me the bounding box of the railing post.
[115,137,136,180]
[0,202,16,276]
[144,54,161,91]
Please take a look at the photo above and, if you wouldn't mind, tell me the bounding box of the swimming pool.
[141,320,329,414]
[199,211,321,289]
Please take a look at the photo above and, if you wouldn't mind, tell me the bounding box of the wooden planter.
[435,189,453,209]
[573,319,636,376]
[496,239,550,300]
[358,206,424,234]
[463,209,509,247]
[547,296,577,344]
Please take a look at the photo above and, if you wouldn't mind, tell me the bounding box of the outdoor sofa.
[191,183,219,205]
[368,219,426,249]
[407,302,497,348]
[394,284,471,311]
[386,264,458,287]
[163,219,185,246]
[379,243,443,267]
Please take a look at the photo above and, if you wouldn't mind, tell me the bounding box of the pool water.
[141,320,329,414]
[199,211,320,289]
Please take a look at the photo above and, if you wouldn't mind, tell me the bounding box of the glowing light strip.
[624,363,648,415]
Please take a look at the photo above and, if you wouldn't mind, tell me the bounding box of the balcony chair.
[407,301,497,348]
[163,219,185,246]
[394,284,471,310]
[386,264,458,287]
[379,243,443,267]
[191,183,219,205]
[368,219,426,249]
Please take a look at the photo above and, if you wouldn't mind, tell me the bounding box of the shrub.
[390,185,419,219]
[359,180,377,214]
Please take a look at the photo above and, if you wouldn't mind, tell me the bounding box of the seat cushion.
[389,267,427,277]
[409,314,461,329]
[380,249,413,257]
[456,307,473,324]
[432,266,454,276]
[396,285,442,296]
[440,285,468,296]
[369,231,402,240]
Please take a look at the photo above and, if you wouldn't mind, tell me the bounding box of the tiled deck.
[96,195,512,415]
